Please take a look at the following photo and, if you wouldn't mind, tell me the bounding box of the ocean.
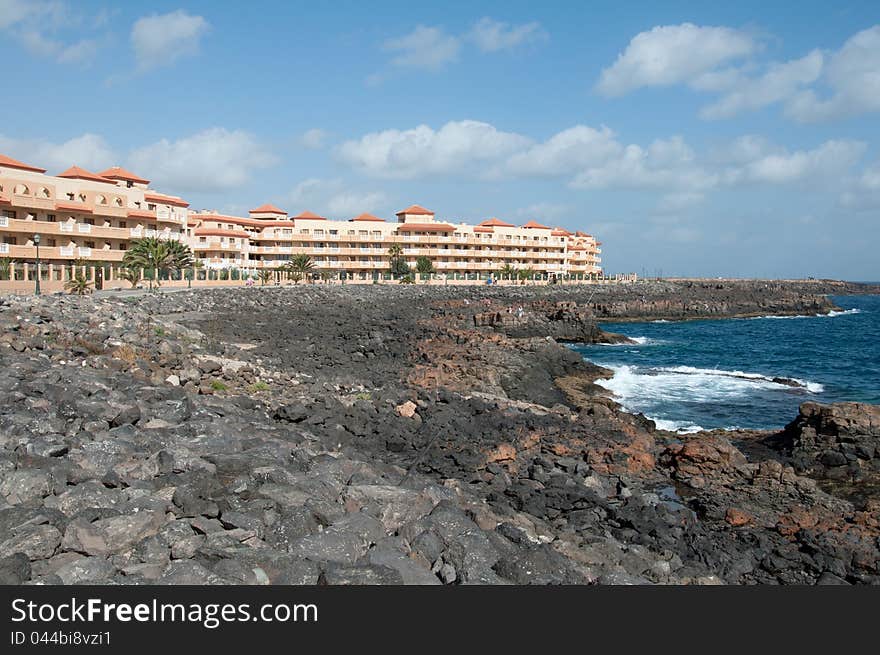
[568,294,880,432]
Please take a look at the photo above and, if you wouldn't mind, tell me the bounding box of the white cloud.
[1,0,101,65]
[506,125,621,177]
[468,17,546,52]
[657,192,705,212]
[597,23,756,96]
[515,202,570,221]
[785,25,880,122]
[381,25,461,71]
[326,191,388,217]
[128,128,275,192]
[337,120,531,179]
[131,10,210,71]
[699,50,823,119]
[286,178,388,218]
[570,137,718,191]
[730,139,866,185]
[300,129,328,150]
[0,133,115,171]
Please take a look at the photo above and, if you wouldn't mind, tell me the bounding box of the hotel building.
[0,153,601,288]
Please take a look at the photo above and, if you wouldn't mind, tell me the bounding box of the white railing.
[0,217,7,228]
[77,247,92,257]
[77,224,91,233]
[130,228,143,237]
[278,246,291,253]
[144,229,157,237]
[0,243,8,254]
[60,246,74,256]
[60,222,73,232]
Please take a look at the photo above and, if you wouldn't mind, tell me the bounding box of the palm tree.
[388,243,410,277]
[122,237,194,290]
[319,269,335,284]
[415,256,434,282]
[118,265,141,288]
[65,273,92,295]
[258,269,273,286]
[286,253,315,284]
[517,267,536,285]
[0,257,14,281]
[498,263,518,282]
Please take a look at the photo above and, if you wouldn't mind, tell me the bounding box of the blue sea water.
[568,295,880,432]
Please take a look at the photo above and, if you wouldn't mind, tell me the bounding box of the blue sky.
[1,0,879,278]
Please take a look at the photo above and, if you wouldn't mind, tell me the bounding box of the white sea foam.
[748,308,862,320]
[597,336,658,346]
[595,364,824,427]
[826,308,862,317]
[652,418,704,434]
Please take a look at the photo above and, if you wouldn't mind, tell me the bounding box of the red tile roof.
[127,209,157,219]
[396,223,455,233]
[0,153,46,173]
[144,192,189,208]
[249,203,287,215]
[551,228,572,236]
[193,212,295,228]
[55,201,93,214]
[479,217,514,227]
[350,213,385,222]
[395,204,434,215]
[194,228,252,239]
[293,210,326,220]
[57,166,114,184]
[0,194,11,205]
[575,231,593,238]
[473,226,494,233]
[97,166,150,185]
[522,220,551,229]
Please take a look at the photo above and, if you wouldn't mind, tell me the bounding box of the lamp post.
[33,234,41,296]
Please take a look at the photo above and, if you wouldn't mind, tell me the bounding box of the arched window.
[95,194,107,205]
[78,192,87,203]
[39,187,51,199]
[14,184,29,195]
[114,197,123,207]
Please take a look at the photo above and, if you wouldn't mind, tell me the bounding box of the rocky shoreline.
[1,280,878,585]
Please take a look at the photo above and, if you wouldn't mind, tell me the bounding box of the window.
[66,193,74,200]
[126,181,133,188]
[119,221,127,228]
[84,241,95,248]
[4,236,17,245]
[47,214,56,222]
[300,229,309,235]
[47,239,56,247]
[2,210,16,219]
[119,243,127,250]
[148,204,156,210]
[39,187,51,199]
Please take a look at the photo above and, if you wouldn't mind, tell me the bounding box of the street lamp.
[33,234,41,296]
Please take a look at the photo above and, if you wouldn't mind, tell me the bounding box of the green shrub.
[210,380,228,392]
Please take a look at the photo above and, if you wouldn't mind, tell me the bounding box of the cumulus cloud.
[336,120,531,179]
[1,0,102,65]
[300,129,328,150]
[370,18,547,83]
[515,203,570,221]
[506,126,621,177]
[785,25,880,122]
[337,120,869,206]
[128,128,275,192]
[0,133,115,172]
[131,10,210,71]
[728,139,866,185]
[468,17,546,52]
[699,50,823,119]
[599,22,880,123]
[596,23,757,96]
[286,178,388,218]
[381,25,461,71]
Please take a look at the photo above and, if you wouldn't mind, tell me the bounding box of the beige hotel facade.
[0,152,602,290]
